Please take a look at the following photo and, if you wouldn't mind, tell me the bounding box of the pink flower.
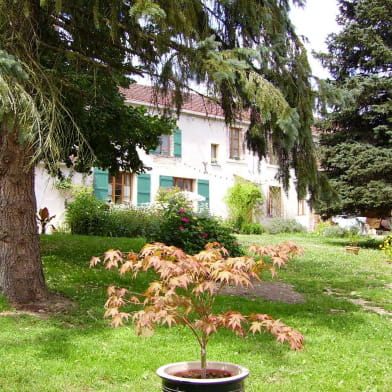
[181,217,190,223]
[178,208,185,213]
[179,226,185,230]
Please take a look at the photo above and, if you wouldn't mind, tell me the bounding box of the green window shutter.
[159,175,173,188]
[197,179,210,209]
[93,168,109,201]
[137,173,151,205]
[174,129,182,157]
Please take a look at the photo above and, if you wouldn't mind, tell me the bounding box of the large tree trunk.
[0,126,48,304]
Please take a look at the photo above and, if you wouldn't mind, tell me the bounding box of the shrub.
[262,217,306,234]
[322,225,348,238]
[65,188,161,238]
[240,222,264,234]
[101,205,162,239]
[65,187,109,235]
[153,197,241,256]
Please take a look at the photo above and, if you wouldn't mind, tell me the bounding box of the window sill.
[153,154,178,159]
[227,158,246,164]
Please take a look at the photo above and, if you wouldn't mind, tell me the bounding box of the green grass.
[1,233,391,391]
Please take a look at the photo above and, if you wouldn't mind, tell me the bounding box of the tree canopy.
[315,0,392,217]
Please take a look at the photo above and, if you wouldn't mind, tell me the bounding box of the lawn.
[0,233,391,392]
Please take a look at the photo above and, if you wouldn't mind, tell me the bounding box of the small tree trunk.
[200,337,207,378]
[0,126,48,304]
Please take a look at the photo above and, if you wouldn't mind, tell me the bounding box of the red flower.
[181,217,190,223]
[201,233,208,239]
[179,226,185,230]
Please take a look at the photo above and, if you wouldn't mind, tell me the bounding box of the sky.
[290,0,341,78]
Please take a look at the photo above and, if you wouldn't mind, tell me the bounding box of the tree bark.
[0,125,48,304]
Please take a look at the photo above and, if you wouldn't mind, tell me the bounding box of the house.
[34,84,315,231]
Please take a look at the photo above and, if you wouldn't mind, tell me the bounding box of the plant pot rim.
[156,361,249,385]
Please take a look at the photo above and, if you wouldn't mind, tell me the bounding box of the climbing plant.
[225,181,263,230]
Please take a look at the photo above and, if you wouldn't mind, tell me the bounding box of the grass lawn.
[0,233,391,392]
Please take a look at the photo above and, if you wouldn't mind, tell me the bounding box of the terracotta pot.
[156,361,249,392]
[346,246,360,255]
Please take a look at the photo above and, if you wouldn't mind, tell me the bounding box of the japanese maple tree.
[91,241,304,377]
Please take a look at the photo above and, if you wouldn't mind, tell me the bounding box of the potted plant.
[346,232,361,254]
[90,241,304,391]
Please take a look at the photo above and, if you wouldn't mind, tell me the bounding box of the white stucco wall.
[34,163,93,232]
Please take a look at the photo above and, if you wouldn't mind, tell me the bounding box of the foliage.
[240,223,264,235]
[347,232,361,247]
[155,187,190,210]
[105,206,162,239]
[315,0,392,216]
[1,0,321,190]
[317,143,392,216]
[262,217,306,234]
[36,207,56,235]
[91,241,305,375]
[65,187,239,249]
[322,225,348,238]
[153,197,242,256]
[65,188,161,238]
[225,181,263,230]
[380,234,392,263]
[65,187,108,235]
[313,221,332,236]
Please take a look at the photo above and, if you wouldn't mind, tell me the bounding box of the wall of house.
[34,163,93,233]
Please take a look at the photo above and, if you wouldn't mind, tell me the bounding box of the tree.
[315,0,392,216]
[0,0,320,305]
[319,143,392,216]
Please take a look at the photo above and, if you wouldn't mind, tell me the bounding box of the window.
[229,128,242,159]
[298,199,306,216]
[211,144,219,163]
[108,173,133,203]
[174,177,194,192]
[156,134,171,155]
[267,186,282,217]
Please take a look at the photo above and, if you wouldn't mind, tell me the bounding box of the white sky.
[290,0,341,78]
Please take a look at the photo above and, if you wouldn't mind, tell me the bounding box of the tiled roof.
[120,84,249,121]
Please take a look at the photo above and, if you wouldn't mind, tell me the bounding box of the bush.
[65,188,161,238]
[322,225,348,238]
[152,197,242,256]
[240,222,264,234]
[262,217,306,234]
[101,206,162,239]
[65,187,109,235]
